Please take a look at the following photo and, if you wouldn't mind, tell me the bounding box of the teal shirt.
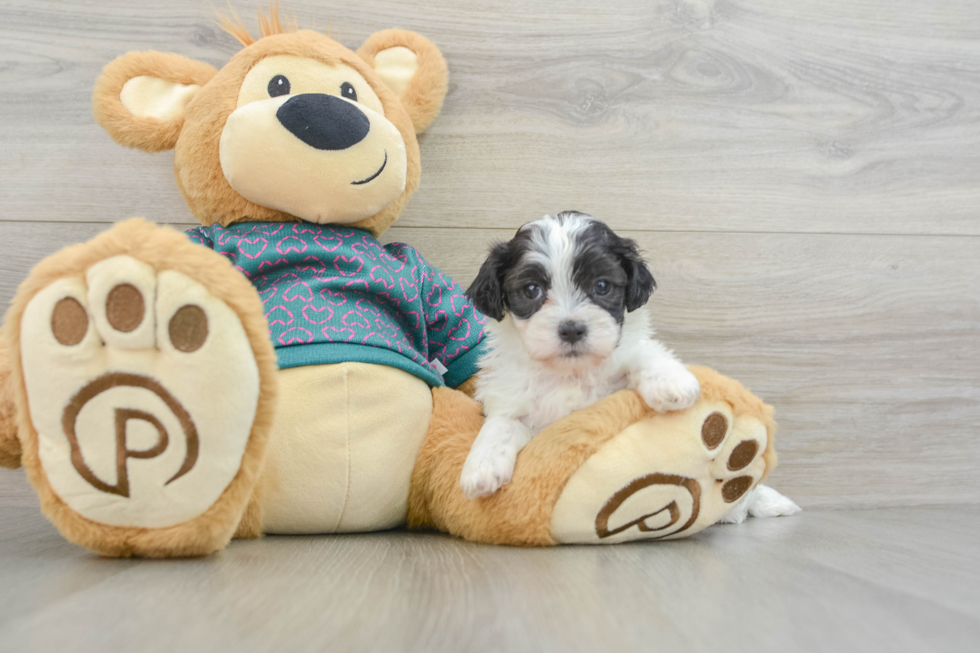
[187,222,486,387]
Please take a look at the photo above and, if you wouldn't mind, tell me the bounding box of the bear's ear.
[357,29,448,133]
[93,51,217,152]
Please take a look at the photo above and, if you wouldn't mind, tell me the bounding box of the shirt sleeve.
[415,250,487,388]
[185,226,214,249]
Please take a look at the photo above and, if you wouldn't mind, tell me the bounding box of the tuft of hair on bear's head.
[215,1,299,48]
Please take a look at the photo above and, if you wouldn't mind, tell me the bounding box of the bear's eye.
[268,75,291,97]
[340,81,358,102]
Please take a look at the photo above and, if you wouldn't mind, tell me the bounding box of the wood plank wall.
[1,0,978,509]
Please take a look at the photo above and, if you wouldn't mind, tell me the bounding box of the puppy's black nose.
[276,93,370,150]
[558,320,588,344]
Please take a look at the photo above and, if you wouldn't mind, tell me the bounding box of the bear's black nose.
[276,93,370,151]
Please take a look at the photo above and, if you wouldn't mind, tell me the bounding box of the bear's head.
[93,10,447,237]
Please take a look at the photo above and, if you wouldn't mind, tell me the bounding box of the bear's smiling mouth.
[351,150,387,186]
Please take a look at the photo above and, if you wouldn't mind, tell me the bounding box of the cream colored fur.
[259,363,431,534]
[120,76,202,121]
[0,11,784,556]
[3,219,278,557]
[19,261,261,528]
[92,27,447,237]
[409,366,778,546]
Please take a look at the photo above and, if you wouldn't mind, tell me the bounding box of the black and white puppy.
[460,211,701,499]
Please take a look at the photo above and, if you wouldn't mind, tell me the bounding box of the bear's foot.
[0,336,21,468]
[551,383,774,543]
[6,219,277,557]
[410,366,780,546]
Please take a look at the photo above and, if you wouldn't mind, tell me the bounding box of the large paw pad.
[551,400,768,544]
[20,256,261,529]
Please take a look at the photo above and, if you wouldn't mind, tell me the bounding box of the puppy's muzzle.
[558,320,588,344]
[276,93,370,151]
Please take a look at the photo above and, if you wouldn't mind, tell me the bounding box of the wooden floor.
[0,1,979,650]
[1,502,977,652]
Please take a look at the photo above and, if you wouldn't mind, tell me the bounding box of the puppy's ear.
[613,235,657,312]
[357,29,449,133]
[93,51,217,152]
[467,242,510,321]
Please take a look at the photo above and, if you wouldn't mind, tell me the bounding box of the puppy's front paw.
[637,366,701,413]
[460,445,517,500]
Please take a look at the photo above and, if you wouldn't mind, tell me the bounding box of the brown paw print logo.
[595,411,762,539]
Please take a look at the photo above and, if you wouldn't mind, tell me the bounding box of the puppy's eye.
[340,81,358,102]
[523,283,543,300]
[268,75,291,97]
[594,280,611,296]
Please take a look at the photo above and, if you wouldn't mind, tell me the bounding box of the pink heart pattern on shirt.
[185,223,488,384]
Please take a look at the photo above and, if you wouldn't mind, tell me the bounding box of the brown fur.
[18,15,778,555]
[233,492,265,539]
[0,334,21,469]
[55,20,451,555]
[4,219,279,557]
[217,2,298,47]
[689,364,778,480]
[408,366,777,545]
[92,27,448,238]
[357,29,449,133]
[92,51,217,153]
[173,30,421,237]
[454,375,479,399]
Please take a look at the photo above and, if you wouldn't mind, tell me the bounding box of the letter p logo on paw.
[62,372,199,499]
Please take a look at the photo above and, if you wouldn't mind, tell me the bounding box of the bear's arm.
[184,226,215,249]
[415,252,487,389]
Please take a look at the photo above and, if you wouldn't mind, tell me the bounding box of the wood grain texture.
[0,222,977,509]
[0,2,978,511]
[0,504,978,652]
[1,1,980,233]
[1,3,979,644]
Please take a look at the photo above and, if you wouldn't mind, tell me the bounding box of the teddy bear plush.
[0,10,778,557]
